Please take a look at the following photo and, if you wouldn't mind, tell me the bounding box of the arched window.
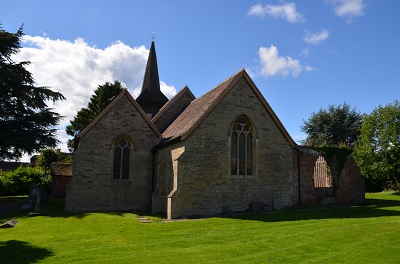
[313,156,332,188]
[113,138,131,179]
[231,117,254,176]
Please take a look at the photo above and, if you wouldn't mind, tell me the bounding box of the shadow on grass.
[3,196,400,223]
[40,199,151,219]
[0,199,145,221]
[226,198,400,223]
[0,240,53,264]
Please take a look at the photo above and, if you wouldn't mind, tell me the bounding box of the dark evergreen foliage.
[0,24,65,160]
[301,103,363,147]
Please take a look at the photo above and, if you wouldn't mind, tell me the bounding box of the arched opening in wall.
[313,155,333,188]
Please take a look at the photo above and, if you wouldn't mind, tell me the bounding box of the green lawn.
[1,193,400,263]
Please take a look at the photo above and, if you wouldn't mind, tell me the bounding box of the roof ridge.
[78,89,161,139]
[161,69,245,141]
[191,68,245,104]
[151,85,195,123]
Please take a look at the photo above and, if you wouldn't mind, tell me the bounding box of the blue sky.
[2,0,400,160]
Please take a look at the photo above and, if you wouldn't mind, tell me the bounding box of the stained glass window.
[231,117,254,176]
[231,132,237,175]
[247,133,252,175]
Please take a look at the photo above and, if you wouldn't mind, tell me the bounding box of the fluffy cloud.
[303,29,330,45]
[257,45,302,77]
[12,36,176,156]
[329,0,365,19]
[248,3,304,23]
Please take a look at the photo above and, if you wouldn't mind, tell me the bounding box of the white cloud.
[257,45,302,77]
[248,3,304,23]
[12,35,176,159]
[303,29,330,45]
[305,65,315,72]
[329,0,365,19]
[301,48,310,57]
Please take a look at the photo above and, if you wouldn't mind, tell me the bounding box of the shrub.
[0,166,51,197]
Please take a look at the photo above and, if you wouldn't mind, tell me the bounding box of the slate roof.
[162,69,296,147]
[136,41,168,105]
[151,86,196,132]
[152,86,195,122]
[162,69,243,140]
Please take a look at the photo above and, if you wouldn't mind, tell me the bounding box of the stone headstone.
[0,219,18,228]
[27,183,50,211]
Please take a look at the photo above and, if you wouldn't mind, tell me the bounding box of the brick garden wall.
[298,147,365,205]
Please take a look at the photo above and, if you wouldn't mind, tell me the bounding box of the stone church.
[66,41,364,219]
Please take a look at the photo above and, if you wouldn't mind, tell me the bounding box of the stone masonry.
[152,77,296,219]
[66,92,160,212]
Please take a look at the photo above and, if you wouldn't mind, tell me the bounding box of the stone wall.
[66,94,159,212]
[153,78,296,219]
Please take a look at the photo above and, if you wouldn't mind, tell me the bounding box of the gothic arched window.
[231,117,254,176]
[113,138,131,179]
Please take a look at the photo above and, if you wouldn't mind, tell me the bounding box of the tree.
[354,100,400,191]
[301,103,363,147]
[0,24,65,160]
[66,80,124,150]
[36,149,59,171]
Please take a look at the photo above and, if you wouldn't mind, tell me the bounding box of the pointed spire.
[136,40,169,117]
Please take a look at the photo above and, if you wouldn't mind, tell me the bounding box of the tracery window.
[231,117,253,176]
[113,138,131,179]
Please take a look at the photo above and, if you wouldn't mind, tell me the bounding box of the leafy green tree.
[354,100,400,191]
[36,149,59,171]
[0,24,65,160]
[65,81,124,150]
[301,103,363,147]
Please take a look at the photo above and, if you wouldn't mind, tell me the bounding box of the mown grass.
[1,192,400,263]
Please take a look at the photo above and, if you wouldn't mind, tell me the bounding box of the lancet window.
[113,138,131,179]
[231,117,254,176]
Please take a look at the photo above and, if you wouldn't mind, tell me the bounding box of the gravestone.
[0,219,18,228]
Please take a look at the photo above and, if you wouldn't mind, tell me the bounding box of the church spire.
[136,40,168,118]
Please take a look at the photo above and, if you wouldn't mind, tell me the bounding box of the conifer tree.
[0,24,65,160]
[301,103,363,147]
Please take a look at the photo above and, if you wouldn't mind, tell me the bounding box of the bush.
[0,166,51,196]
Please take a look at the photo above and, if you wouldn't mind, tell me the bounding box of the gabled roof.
[152,86,195,122]
[78,89,161,139]
[151,86,195,133]
[162,69,296,148]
